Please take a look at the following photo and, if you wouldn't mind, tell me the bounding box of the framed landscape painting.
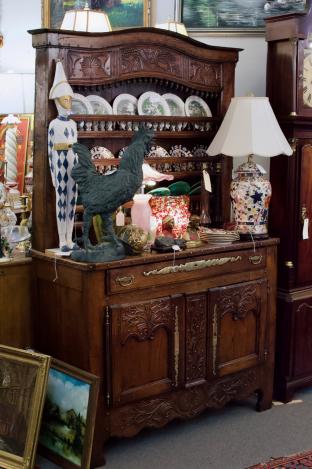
[42,0,151,30]
[39,359,99,469]
[180,0,307,35]
[0,346,51,469]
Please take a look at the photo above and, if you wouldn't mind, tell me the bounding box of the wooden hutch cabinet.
[266,1,312,402]
[29,27,278,466]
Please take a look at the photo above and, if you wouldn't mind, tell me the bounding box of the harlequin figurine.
[48,61,78,251]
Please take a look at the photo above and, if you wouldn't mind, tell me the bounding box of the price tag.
[303,218,309,240]
[172,245,181,252]
[203,170,212,192]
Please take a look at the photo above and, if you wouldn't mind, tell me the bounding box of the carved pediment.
[120,47,183,78]
[67,51,112,80]
[189,61,221,87]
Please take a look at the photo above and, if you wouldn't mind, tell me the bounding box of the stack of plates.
[199,228,240,245]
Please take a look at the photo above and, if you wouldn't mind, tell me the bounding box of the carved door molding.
[110,295,183,406]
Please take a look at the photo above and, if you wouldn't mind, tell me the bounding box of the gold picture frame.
[0,345,51,469]
[39,359,100,469]
[42,0,151,30]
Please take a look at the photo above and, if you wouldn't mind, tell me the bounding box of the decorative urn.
[230,159,271,238]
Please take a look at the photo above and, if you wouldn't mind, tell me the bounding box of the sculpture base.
[70,241,126,263]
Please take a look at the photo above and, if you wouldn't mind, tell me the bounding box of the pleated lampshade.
[61,3,112,33]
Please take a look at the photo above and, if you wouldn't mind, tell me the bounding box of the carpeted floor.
[37,387,312,469]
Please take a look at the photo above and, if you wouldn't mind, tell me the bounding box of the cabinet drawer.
[107,248,266,294]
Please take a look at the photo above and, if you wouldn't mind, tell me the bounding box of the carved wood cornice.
[67,51,112,81]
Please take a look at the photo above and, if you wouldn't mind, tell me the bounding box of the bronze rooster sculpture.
[70,127,154,262]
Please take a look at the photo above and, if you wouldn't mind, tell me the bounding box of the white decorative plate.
[146,145,170,158]
[138,92,171,116]
[86,95,113,115]
[113,94,138,115]
[162,93,185,116]
[72,93,93,115]
[192,144,209,158]
[169,145,193,158]
[90,146,114,160]
[185,96,212,117]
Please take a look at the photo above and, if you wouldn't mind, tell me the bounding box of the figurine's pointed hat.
[49,60,74,99]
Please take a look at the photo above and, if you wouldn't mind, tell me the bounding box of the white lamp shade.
[155,21,188,36]
[207,97,292,158]
[61,8,112,32]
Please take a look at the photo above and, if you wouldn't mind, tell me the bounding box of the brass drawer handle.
[115,275,135,287]
[249,255,263,265]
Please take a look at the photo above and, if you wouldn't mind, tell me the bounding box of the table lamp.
[207,96,292,238]
[155,0,188,36]
[61,1,112,32]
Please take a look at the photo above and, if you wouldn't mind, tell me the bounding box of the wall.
[0,0,40,112]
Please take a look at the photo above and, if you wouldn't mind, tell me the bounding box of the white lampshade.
[61,4,112,32]
[207,97,292,158]
[155,21,188,36]
[1,114,21,125]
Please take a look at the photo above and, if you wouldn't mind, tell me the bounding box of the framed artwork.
[180,0,307,35]
[0,114,34,192]
[42,0,151,30]
[39,359,100,469]
[0,345,51,469]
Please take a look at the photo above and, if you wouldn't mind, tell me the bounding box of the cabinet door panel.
[298,145,312,285]
[110,296,183,406]
[292,300,312,377]
[209,279,267,377]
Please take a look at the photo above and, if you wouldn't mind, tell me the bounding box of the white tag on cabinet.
[303,218,309,240]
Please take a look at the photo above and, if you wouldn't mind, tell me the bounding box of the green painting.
[43,0,150,29]
[181,0,306,32]
[39,368,90,466]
